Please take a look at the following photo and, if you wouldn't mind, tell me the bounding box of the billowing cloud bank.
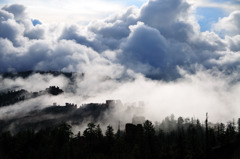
[0,0,240,122]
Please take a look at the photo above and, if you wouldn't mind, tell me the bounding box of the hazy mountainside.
[0,72,240,158]
[0,86,63,107]
[0,71,239,135]
[0,71,140,133]
[0,100,114,133]
[0,71,76,80]
[0,85,113,133]
[0,0,240,157]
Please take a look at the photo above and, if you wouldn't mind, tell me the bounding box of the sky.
[0,0,239,27]
[0,0,147,24]
[0,0,240,123]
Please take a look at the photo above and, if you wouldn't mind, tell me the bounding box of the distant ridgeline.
[0,86,63,107]
[0,70,79,79]
[0,72,240,158]
[0,99,128,133]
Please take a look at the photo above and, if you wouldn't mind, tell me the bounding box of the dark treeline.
[0,71,76,79]
[0,116,240,159]
[0,101,114,133]
[0,86,63,107]
[0,89,28,107]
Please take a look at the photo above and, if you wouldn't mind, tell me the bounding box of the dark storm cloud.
[0,4,117,73]
[2,4,27,20]
[59,24,125,52]
[0,4,45,48]
[226,35,240,52]
[0,9,13,20]
[60,7,139,52]
[59,25,106,52]
[139,0,195,42]
[120,23,168,73]
[0,37,119,73]
[84,0,235,78]
[0,39,49,72]
[121,23,168,68]
[0,1,240,79]
[88,7,138,40]
[118,22,197,79]
[24,26,45,39]
[1,1,240,124]
[0,9,24,46]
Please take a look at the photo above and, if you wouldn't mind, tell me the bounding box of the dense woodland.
[0,72,240,158]
[1,71,75,79]
[0,115,240,159]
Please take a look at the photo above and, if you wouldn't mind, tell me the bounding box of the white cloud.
[0,73,69,92]
[0,1,240,124]
[0,2,240,78]
[226,34,240,51]
[187,0,240,12]
[1,67,239,123]
[0,0,135,24]
[212,11,240,36]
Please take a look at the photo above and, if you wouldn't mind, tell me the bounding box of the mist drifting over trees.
[0,0,240,158]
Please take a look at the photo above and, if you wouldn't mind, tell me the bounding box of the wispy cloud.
[188,0,240,11]
[0,0,146,24]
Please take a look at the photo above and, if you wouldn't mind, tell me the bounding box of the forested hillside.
[0,118,240,159]
[0,72,240,159]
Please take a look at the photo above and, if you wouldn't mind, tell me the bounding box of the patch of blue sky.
[211,0,240,4]
[0,0,8,6]
[196,7,227,32]
[124,0,147,7]
[31,19,42,26]
[104,0,146,8]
